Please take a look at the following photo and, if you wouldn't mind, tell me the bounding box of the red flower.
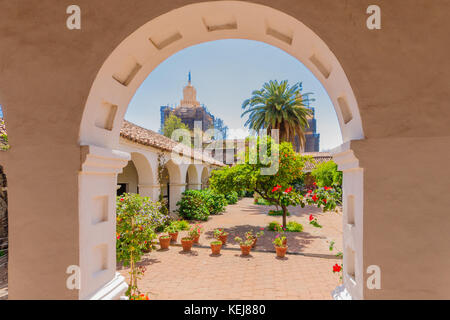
[312,195,318,202]
[323,199,327,204]
[271,185,281,192]
[307,190,312,193]
[313,182,317,186]
[120,198,124,202]
[285,186,292,193]
[333,264,342,273]
[309,214,314,221]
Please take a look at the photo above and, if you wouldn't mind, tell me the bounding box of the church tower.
[160,72,227,135]
[179,71,200,108]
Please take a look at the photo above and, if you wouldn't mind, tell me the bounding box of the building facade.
[294,96,320,152]
[160,73,228,139]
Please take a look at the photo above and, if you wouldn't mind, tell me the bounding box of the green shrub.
[116,193,167,265]
[267,221,281,231]
[176,190,210,221]
[267,220,303,232]
[286,221,303,232]
[203,189,227,215]
[311,160,342,188]
[268,209,290,216]
[174,219,190,231]
[255,197,271,206]
[225,191,238,205]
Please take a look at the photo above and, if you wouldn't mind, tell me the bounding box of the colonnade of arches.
[117,143,213,211]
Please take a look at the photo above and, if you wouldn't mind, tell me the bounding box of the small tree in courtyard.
[210,137,310,228]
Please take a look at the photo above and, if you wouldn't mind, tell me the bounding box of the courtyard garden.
[116,139,344,300]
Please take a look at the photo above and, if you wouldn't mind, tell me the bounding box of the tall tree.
[241,80,314,151]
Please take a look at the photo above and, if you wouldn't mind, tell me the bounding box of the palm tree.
[241,80,314,151]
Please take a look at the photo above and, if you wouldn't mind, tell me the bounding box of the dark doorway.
[117,183,128,196]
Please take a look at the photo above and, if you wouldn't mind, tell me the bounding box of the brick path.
[119,198,343,300]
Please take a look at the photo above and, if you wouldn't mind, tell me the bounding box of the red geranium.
[312,195,318,202]
[271,185,281,192]
[309,214,314,221]
[333,263,342,273]
[284,186,292,193]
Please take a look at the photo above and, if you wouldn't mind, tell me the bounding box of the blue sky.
[126,39,342,151]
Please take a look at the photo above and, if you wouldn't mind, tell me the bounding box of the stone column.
[188,183,202,190]
[332,142,364,300]
[78,145,129,299]
[169,183,186,212]
[138,184,160,200]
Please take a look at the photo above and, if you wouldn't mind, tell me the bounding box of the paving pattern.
[118,198,343,300]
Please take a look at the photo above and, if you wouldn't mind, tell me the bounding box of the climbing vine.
[157,152,169,215]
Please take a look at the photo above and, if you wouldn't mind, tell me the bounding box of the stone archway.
[201,167,210,190]
[77,2,365,296]
[185,164,201,190]
[2,0,447,300]
[78,1,365,300]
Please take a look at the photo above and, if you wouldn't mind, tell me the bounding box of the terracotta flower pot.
[275,246,288,258]
[193,235,200,244]
[169,231,178,242]
[240,244,252,256]
[218,233,228,245]
[210,242,222,255]
[159,236,171,250]
[181,238,194,252]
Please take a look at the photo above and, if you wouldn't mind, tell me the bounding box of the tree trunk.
[281,205,287,228]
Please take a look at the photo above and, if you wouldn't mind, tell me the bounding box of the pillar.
[169,183,186,212]
[78,145,129,299]
[332,141,364,300]
[138,184,160,200]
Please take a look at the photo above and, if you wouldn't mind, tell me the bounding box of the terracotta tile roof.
[120,120,224,166]
[301,152,333,171]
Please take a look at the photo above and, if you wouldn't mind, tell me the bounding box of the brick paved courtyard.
[118,197,343,300]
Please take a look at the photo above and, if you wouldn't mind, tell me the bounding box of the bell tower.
[180,71,200,108]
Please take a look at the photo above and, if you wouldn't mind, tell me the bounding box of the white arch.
[79,1,364,149]
[164,159,182,184]
[130,152,154,185]
[77,1,365,300]
[185,164,201,190]
[201,166,210,189]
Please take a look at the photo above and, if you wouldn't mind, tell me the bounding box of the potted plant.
[181,236,194,252]
[245,229,264,248]
[189,224,204,244]
[274,223,287,246]
[273,235,288,258]
[234,236,253,256]
[165,223,179,242]
[214,228,229,245]
[159,234,171,250]
[210,240,222,255]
